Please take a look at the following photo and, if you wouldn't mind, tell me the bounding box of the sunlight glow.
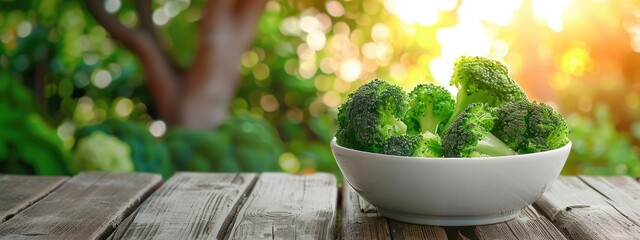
[57,121,76,150]
[326,1,345,17]
[149,120,167,137]
[340,59,363,82]
[92,69,112,89]
[260,94,279,112]
[152,9,169,26]
[17,22,32,38]
[458,0,521,26]
[561,44,592,76]
[532,0,571,32]
[114,98,134,117]
[384,0,455,26]
[430,21,492,93]
[104,0,121,14]
[279,152,301,173]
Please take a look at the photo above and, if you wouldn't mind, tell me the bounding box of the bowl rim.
[330,137,572,163]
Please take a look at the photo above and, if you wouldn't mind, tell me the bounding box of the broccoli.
[404,84,454,136]
[441,103,516,157]
[380,132,442,157]
[336,79,408,153]
[493,101,570,153]
[76,119,174,178]
[444,56,527,129]
[71,132,134,173]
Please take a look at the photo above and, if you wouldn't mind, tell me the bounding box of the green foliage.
[441,103,515,157]
[165,113,284,172]
[71,131,133,173]
[1,1,150,127]
[75,119,174,178]
[2,0,638,178]
[0,76,70,175]
[564,104,640,175]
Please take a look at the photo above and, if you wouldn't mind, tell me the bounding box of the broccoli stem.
[444,87,488,130]
[385,112,407,135]
[476,133,516,156]
[418,105,441,134]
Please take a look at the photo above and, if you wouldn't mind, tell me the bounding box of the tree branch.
[85,0,182,124]
[134,0,155,38]
[134,0,184,74]
[85,0,145,50]
[236,0,269,47]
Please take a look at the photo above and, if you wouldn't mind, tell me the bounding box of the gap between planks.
[111,172,338,240]
[109,173,259,240]
[534,176,640,239]
[225,173,338,240]
[0,175,69,224]
[0,172,162,240]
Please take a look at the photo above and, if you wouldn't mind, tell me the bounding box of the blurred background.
[1,0,639,178]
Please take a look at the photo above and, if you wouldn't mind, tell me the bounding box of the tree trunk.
[85,0,267,129]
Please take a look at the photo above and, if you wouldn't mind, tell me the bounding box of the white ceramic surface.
[331,138,572,226]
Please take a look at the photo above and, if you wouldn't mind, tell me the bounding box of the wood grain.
[579,176,640,226]
[341,184,445,240]
[387,220,448,240]
[535,176,640,239]
[0,175,68,223]
[341,184,391,240]
[0,172,161,240]
[226,173,337,240]
[473,206,566,240]
[110,173,258,239]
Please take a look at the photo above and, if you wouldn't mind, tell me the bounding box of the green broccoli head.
[493,101,570,153]
[380,132,442,157]
[445,56,527,129]
[76,119,174,178]
[71,132,134,173]
[404,84,454,135]
[442,103,516,157]
[337,79,408,153]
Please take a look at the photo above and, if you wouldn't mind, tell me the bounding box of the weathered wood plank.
[341,185,445,239]
[0,172,161,240]
[535,176,640,239]
[341,184,391,240]
[580,176,640,226]
[388,220,448,240]
[226,173,337,240]
[110,173,258,239]
[0,175,68,223]
[473,206,566,240]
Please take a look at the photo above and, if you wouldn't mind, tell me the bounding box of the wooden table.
[1,173,639,239]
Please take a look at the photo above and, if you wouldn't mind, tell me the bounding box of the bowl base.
[378,208,519,226]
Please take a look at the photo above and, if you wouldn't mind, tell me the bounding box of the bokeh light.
[3,0,640,177]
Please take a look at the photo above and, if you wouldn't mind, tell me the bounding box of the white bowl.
[331,138,571,226]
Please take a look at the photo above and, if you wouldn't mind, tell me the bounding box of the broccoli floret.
[380,132,442,157]
[442,103,516,157]
[444,56,527,130]
[336,79,408,153]
[71,132,134,173]
[493,101,570,153]
[404,84,454,136]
